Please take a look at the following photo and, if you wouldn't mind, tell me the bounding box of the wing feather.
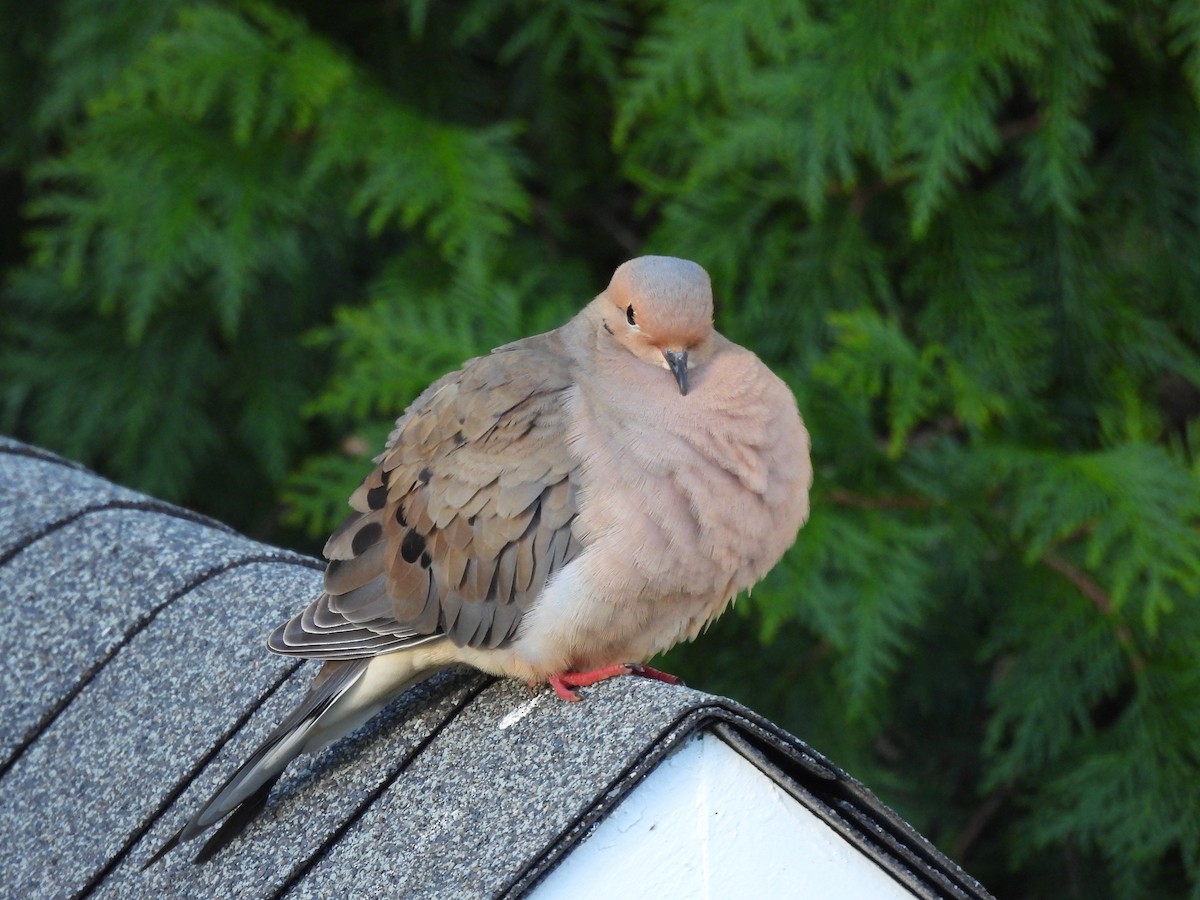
[269,333,581,658]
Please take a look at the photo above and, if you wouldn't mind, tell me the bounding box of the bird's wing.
[270,333,581,659]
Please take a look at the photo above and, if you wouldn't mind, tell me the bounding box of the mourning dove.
[151,255,811,864]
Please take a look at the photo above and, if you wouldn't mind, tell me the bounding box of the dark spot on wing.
[401,530,427,564]
[351,521,382,556]
[420,551,432,569]
[417,467,433,484]
[366,470,390,509]
[396,506,407,527]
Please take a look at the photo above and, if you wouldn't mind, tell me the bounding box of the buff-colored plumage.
[152,255,811,864]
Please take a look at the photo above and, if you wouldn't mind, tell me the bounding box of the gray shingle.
[0,439,992,899]
[0,508,310,768]
[0,439,142,562]
[294,677,715,899]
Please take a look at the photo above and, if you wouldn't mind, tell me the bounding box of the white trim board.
[531,732,916,898]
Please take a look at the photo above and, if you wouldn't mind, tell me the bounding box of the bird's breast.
[505,341,810,676]
[565,363,808,605]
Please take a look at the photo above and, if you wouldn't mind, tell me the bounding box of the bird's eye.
[626,305,637,326]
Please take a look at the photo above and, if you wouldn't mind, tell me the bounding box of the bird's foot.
[549,663,682,702]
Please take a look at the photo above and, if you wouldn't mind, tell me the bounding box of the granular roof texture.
[0,437,992,899]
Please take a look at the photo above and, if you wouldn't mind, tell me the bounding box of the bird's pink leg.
[549,663,682,702]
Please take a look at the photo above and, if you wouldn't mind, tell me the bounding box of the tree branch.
[1041,551,1145,673]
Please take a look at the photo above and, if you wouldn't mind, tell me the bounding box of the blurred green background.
[3,1,1200,896]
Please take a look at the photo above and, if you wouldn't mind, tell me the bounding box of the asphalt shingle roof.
[0,437,992,899]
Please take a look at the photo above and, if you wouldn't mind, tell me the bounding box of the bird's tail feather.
[147,652,434,866]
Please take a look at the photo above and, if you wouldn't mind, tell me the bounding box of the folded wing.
[270,334,581,659]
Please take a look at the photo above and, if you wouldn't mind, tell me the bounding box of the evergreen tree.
[2,2,1199,895]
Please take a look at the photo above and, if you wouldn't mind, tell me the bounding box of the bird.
[149,255,812,864]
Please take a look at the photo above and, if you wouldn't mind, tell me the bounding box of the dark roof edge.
[502,699,994,900]
[0,441,91,470]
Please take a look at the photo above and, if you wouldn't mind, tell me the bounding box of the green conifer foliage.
[2,2,1199,895]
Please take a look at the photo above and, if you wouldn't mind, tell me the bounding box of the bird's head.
[600,256,715,396]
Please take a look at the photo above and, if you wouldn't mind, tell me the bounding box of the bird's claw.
[548,663,682,702]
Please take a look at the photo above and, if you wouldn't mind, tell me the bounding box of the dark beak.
[662,349,689,396]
